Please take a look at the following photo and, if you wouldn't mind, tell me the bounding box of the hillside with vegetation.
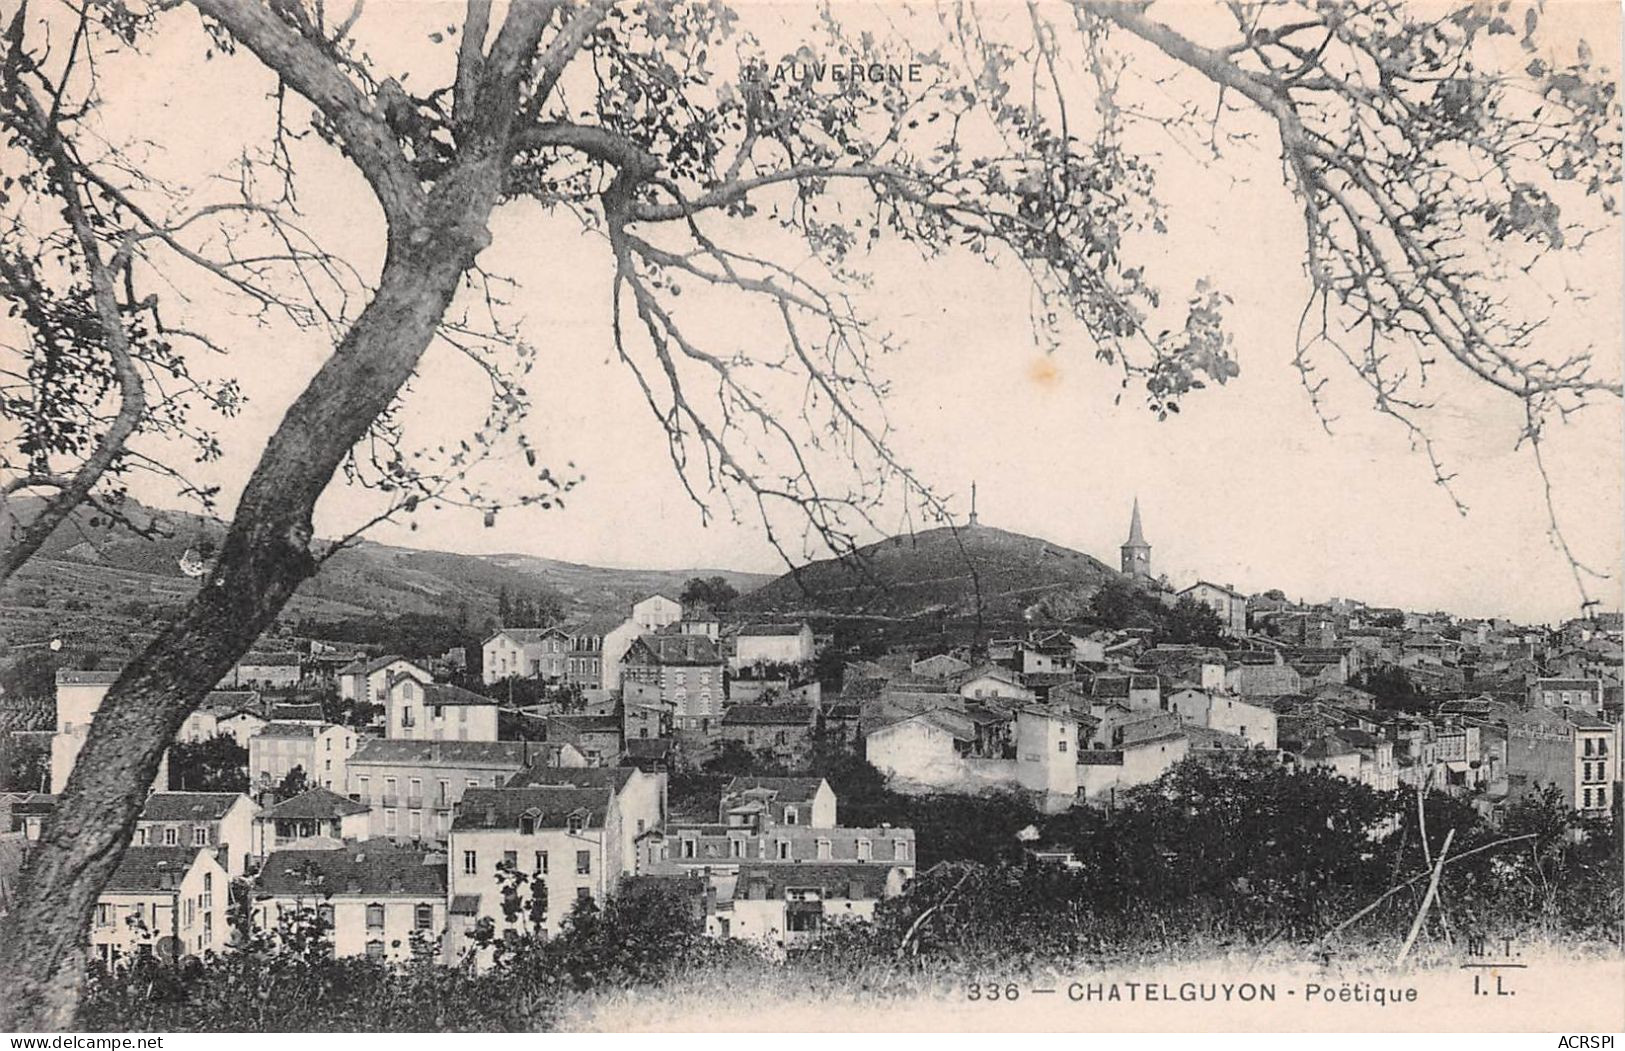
[737,524,1123,620]
[0,498,770,661]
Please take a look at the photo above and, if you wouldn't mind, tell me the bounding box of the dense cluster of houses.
[1,515,1621,968]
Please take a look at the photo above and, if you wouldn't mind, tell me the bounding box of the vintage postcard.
[0,0,1620,1037]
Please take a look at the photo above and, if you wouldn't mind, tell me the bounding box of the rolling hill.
[0,498,771,658]
[737,523,1122,619]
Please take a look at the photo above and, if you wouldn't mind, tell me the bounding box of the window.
[503,850,518,869]
[163,827,178,846]
[356,776,370,801]
[729,839,745,859]
[415,904,433,930]
[466,779,479,790]
[384,810,397,834]
[895,839,910,860]
[318,904,335,927]
[203,873,213,907]
[96,904,113,927]
[576,850,591,875]
[384,777,397,800]
[535,850,548,874]
[777,840,791,860]
[857,838,872,861]
[1583,788,1593,808]
[816,838,831,860]
[463,850,478,875]
[366,903,385,929]
[433,705,444,720]
[784,806,798,826]
[191,827,208,846]
[1058,739,1068,754]
[459,707,468,724]
[567,814,585,834]
[365,940,385,960]
[438,780,450,805]
[134,828,148,846]
[409,810,422,837]
[681,839,697,859]
[576,887,592,903]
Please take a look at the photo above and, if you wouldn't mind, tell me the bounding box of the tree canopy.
[0,0,1619,1027]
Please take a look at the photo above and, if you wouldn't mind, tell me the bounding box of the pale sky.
[15,0,1622,625]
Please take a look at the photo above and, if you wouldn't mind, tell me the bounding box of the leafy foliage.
[167,735,249,793]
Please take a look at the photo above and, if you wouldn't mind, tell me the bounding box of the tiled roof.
[722,704,814,727]
[200,690,263,714]
[259,845,446,897]
[623,738,673,759]
[255,723,318,739]
[731,862,897,901]
[452,787,611,831]
[488,627,566,645]
[55,669,119,685]
[349,739,532,768]
[104,847,208,893]
[258,787,369,821]
[548,714,622,735]
[738,623,809,637]
[339,654,419,676]
[721,776,825,803]
[239,653,301,667]
[626,634,722,666]
[269,703,324,721]
[504,766,634,792]
[420,682,498,707]
[138,793,247,823]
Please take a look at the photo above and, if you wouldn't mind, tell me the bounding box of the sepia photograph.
[0,0,1620,1037]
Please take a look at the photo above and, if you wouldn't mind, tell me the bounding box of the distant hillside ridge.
[0,497,771,658]
[736,523,1122,619]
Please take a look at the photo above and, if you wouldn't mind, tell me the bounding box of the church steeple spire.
[968,480,980,527]
[1121,497,1151,580]
[1126,497,1146,546]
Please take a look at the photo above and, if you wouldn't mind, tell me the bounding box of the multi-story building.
[719,777,837,828]
[248,722,357,794]
[481,627,571,684]
[133,792,258,877]
[646,823,914,891]
[51,670,168,795]
[1165,689,1279,751]
[720,862,909,951]
[176,690,265,746]
[1180,581,1249,636]
[253,786,372,855]
[732,623,816,670]
[254,844,447,962]
[347,739,569,843]
[225,653,302,689]
[503,765,667,871]
[1505,707,1619,815]
[446,786,629,948]
[720,705,818,764]
[1528,678,1604,712]
[384,677,499,742]
[91,846,229,967]
[621,635,724,733]
[337,656,431,708]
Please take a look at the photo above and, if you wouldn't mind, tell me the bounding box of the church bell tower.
[1120,498,1151,580]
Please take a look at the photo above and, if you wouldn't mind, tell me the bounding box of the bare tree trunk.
[0,183,499,1027]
